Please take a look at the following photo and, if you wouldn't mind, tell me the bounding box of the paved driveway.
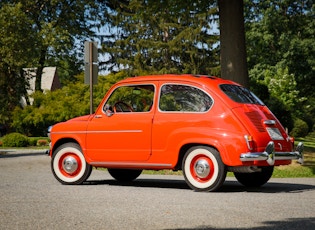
[0,151,314,229]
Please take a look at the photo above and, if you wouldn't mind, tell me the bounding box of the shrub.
[2,133,29,147]
[290,119,309,138]
[37,139,49,146]
[28,137,38,146]
[27,137,49,146]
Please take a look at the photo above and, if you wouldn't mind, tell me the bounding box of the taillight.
[244,135,254,150]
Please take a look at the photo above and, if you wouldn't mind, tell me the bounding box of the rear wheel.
[51,143,92,185]
[108,169,142,182]
[234,166,274,187]
[182,146,226,192]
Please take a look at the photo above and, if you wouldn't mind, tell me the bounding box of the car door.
[85,83,155,163]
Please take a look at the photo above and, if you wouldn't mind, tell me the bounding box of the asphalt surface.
[0,149,314,230]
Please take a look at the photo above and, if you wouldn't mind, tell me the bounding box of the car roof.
[118,74,240,87]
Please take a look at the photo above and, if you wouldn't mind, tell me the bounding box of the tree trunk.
[218,0,249,88]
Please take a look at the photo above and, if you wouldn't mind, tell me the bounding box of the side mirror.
[104,104,114,117]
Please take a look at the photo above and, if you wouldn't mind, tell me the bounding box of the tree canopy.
[0,3,37,125]
[0,0,107,126]
[245,0,314,131]
[1,0,314,136]
[99,0,220,76]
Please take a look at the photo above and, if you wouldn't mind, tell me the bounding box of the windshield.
[220,84,264,105]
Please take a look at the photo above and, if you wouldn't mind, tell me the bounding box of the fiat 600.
[48,74,303,191]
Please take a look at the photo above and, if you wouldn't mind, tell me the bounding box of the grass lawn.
[271,136,315,178]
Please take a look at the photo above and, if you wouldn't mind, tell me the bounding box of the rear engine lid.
[219,84,292,152]
[232,104,292,152]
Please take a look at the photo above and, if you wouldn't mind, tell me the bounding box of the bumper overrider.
[45,125,53,155]
[240,142,304,166]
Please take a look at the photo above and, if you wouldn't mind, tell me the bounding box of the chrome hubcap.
[194,159,210,178]
[62,156,78,174]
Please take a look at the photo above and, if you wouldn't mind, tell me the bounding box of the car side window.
[104,84,155,113]
[159,84,213,112]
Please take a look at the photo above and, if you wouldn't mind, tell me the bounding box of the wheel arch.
[51,138,81,156]
[175,143,222,170]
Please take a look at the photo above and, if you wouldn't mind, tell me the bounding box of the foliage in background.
[245,0,315,135]
[0,134,49,147]
[290,119,309,138]
[0,0,107,85]
[1,133,29,147]
[100,0,220,76]
[11,72,128,136]
[12,76,89,136]
[0,0,107,128]
[1,0,314,138]
[0,3,38,127]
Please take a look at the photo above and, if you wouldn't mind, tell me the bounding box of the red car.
[48,74,303,191]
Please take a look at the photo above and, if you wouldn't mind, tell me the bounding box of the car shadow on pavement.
[0,151,46,158]
[84,178,191,190]
[164,217,315,230]
[84,178,315,193]
[220,180,315,193]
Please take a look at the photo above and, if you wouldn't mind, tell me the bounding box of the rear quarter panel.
[151,86,249,166]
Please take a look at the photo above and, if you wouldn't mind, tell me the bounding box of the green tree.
[12,76,90,136]
[245,0,315,131]
[0,0,108,85]
[0,3,38,126]
[0,0,108,130]
[11,72,127,136]
[100,0,219,76]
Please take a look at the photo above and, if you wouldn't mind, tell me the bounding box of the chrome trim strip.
[51,130,143,135]
[263,120,276,125]
[87,130,143,133]
[50,131,86,134]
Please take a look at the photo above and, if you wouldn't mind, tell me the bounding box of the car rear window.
[220,84,264,105]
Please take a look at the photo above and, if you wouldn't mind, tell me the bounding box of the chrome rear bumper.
[240,142,304,165]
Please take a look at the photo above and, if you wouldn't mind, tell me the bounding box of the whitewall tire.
[182,146,226,192]
[51,143,92,185]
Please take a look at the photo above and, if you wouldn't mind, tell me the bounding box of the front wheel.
[108,169,142,182]
[182,146,226,192]
[51,143,92,185]
[234,166,274,187]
